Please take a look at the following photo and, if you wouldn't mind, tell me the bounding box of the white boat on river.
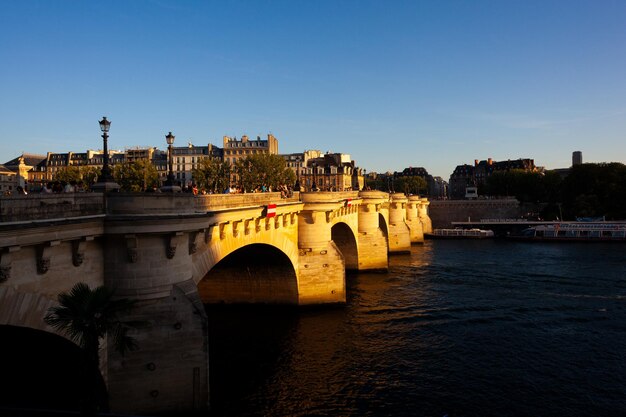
[509,222,626,241]
[425,228,495,239]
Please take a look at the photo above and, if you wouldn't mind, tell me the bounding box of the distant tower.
[572,151,583,166]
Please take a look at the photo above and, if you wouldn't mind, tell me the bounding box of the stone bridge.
[0,191,431,414]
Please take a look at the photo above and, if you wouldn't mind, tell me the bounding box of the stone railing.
[0,193,105,223]
[194,192,300,211]
[107,193,198,215]
[0,191,307,222]
[300,191,360,203]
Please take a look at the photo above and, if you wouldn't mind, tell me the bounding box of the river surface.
[206,240,626,417]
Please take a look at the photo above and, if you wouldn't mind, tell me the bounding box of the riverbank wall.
[429,199,522,228]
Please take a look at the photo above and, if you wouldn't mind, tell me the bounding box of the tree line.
[482,163,626,220]
[49,154,295,193]
[366,175,428,195]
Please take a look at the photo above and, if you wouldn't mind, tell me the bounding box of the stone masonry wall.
[429,199,522,228]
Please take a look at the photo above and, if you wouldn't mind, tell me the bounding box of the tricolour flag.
[266,204,277,218]
[345,198,352,207]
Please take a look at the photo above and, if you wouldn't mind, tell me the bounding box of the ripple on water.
[207,241,626,417]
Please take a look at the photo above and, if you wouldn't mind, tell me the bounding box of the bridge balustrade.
[0,194,104,223]
[0,192,302,222]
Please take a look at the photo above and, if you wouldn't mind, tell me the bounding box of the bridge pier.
[297,201,346,304]
[418,198,433,234]
[357,191,389,271]
[406,195,425,243]
[104,229,209,415]
[387,193,411,254]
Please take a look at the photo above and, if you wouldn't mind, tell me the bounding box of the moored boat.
[508,222,626,241]
[425,228,495,239]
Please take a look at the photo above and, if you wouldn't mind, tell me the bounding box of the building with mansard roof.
[449,157,537,199]
[0,164,18,194]
[298,152,364,192]
[3,153,46,190]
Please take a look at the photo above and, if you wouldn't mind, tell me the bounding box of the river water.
[206,240,626,417]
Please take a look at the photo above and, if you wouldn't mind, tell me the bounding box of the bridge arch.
[192,227,300,283]
[0,324,107,412]
[0,286,59,334]
[196,242,299,304]
[330,221,359,271]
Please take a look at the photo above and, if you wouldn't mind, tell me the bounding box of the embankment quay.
[0,191,432,414]
[429,198,522,228]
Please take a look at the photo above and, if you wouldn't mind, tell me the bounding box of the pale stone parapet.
[0,193,104,222]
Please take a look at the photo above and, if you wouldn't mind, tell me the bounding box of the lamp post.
[99,117,112,180]
[293,167,301,192]
[312,163,319,191]
[363,169,367,190]
[160,131,181,193]
[91,116,120,192]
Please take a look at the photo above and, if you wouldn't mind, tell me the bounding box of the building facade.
[222,134,278,166]
[280,150,322,184]
[4,154,46,190]
[0,164,18,194]
[298,152,364,192]
[172,143,223,187]
[393,166,437,196]
[4,131,371,193]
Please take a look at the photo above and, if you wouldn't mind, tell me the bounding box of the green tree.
[80,166,101,187]
[113,159,160,192]
[234,154,295,192]
[366,176,395,192]
[53,166,82,183]
[560,163,626,220]
[192,157,232,193]
[485,170,548,203]
[395,176,428,195]
[53,166,102,189]
[44,282,140,414]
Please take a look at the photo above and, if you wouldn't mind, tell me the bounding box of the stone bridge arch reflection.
[198,244,299,304]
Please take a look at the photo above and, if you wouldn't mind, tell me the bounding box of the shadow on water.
[205,303,337,416]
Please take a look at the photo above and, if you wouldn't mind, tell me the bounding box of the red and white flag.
[345,198,352,207]
[266,204,277,218]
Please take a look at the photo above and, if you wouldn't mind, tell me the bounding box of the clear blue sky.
[1,0,625,179]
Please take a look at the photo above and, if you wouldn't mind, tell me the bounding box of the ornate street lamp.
[160,131,181,192]
[99,117,112,180]
[91,116,120,192]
